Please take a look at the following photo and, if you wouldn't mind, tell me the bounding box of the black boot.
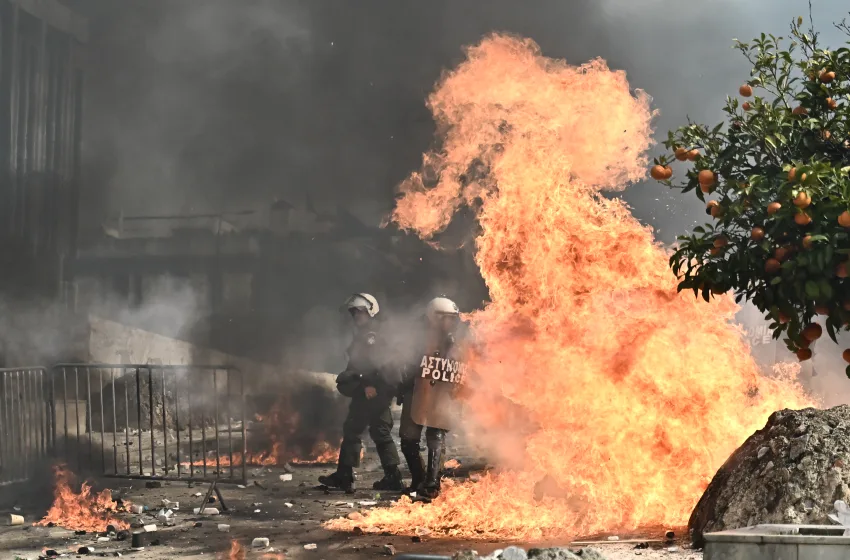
[400,440,425,494]
[422,431,445,499]
[372,465,404,491]
[318,464,354,493]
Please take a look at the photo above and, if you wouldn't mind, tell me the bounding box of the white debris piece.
[830,500,850,526]
[254,509,261,513]
[142,524,157,533]
[304,543,317,550]
[237,485,246,489]
[193,507,220,515]
[218,524,230,533]
[358,501,377,507]
[160,499,179,509]
[252,537,270,549]
[280,474,293,482]
[193,492,203,497]
[284,503,293,508]
[607,536,619,541]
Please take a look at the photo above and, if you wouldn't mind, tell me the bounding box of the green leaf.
[827,320,839,344]
[819,280,834,300]
[770,276,783,285]
[805,280,820,298]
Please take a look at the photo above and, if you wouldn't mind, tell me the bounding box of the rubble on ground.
[689,405,850,547]
[452,547,609,560]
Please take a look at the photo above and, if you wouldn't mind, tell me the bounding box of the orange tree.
[659,16,850,371]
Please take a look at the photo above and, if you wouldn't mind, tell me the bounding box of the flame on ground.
[35,464,129,532]
[182,396,343,468]
[221,540,284,560]
[325,33,812,540]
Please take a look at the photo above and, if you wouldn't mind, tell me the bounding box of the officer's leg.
[398,391,425,492]
[319,397,367,493]
[422,427,447,498]
[369,398,403,491]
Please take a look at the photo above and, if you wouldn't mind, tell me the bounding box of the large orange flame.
[36,464,129,532]
[325,33,812,540]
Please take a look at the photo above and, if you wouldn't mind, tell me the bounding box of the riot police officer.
[319,293,404,493]
[398,296,467,499]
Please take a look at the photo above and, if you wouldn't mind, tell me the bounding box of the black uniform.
[398,324,466,498]
[319,328,402,492]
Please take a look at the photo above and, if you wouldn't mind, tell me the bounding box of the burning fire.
[221,540,284,559]
[184,398,342,469]
[326,34,812,540]
[36,464,129,532]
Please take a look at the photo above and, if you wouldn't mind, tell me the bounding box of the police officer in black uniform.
[398,296,466,499]
[319,293,404,493]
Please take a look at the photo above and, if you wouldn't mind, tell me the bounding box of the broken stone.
[757,446,770,459]
[304,543,317,550]
[452,552,478,560]
[690,405,850,548]
[252,537,270,549]
[501,546,528,560]
[280,474,293,482]
[383,544,397,555]
[193,507,219,515]
[218,524,230,533]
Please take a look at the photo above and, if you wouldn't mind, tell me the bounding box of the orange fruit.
[799,337,812,349]
[713,236,729,248]
[700,182,715,194]
[674,147,689,161]
[663,166,673,180]
[793,192,811,208]
[802,235,814,249]
[698,170,716,186]
[820,70,836,84]
[709,247,723,256]
[822,130,832,140]
[802,323,823,341]
[843,349,850,364]
[816,304,831,315]
[687,149,700,161]
[827,98,838,109]
[739,84,753,97]
[796,348,813,361]
[774,246,791,261]
[839,211,850,228]
[788,168,797,181]
[767,202,782,215]
[710,205,724,218]
[650,165,667,180]
[794,212,812,226]
[765,258,782,274]
[792,106,808,116]
[742,102,753,111]
[778,312,791,324]
[837,262,849,278]
[751,227,765,241]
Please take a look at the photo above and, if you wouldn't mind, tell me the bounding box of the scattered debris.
[218,524,230,533]
[78,546,94,554]
[8,514,23,526]
[383,543,397,555]
[280,474,293,482]
[284,503,293,508]
[358,500,377,507]
[606,536,619,541]
[304,543,317,550]
[193,507,220,515]
[142,524,157,533]
[252,537,270,549]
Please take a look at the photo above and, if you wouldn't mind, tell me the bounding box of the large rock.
[689,406,850,547]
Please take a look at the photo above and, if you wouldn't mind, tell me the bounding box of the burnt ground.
[0,437,703,560]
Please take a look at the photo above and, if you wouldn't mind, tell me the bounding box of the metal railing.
[52,364,247,484]
[0,367,53,485]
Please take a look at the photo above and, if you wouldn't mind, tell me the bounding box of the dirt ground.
[0,459,704,560]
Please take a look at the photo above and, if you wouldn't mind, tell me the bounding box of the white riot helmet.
[344,293,380,317]
[426,296,459,323]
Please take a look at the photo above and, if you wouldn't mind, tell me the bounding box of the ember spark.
[326,34,811,540]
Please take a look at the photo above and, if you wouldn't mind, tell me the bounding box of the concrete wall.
[86,315,336,394]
